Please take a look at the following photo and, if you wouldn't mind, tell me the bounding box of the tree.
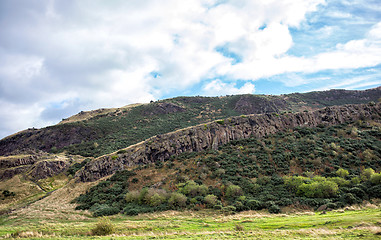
[204,194,218,207]
[336,168,349,178]
[370,173,381,185]
[225,185,243,199]
[168,192,187,208]
[361,168,375,181]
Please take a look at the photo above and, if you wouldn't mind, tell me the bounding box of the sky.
[0,0,381,139]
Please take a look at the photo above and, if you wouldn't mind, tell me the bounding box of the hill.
[74,116,381,217]
[0,87,380,158]
[0,88,380,239]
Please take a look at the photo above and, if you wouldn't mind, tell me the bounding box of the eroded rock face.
[0,155,38,169]
[142,102,185,116]
[0,153,71,181]
[234,95,287,115]
[29,160,69,180]
[76,103,381,182]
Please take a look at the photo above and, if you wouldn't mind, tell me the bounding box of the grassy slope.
[0,206,380,239]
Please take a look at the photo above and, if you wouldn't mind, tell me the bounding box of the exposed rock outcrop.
[76,103,381,182]
[0,155,38,169]
[0,166,30,180]
[142,102,185,116]
[0,153,71,181]
[29,160,70,180]
[233,95,287,114]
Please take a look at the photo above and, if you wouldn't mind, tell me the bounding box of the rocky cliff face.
[76,103,381,182]
[0,153,71,181]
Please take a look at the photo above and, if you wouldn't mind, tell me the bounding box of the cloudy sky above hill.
[0,0,381,138]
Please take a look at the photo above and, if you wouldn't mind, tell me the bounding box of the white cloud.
[2,0,380,139]
[221,21,381,85]
[202,79,255,96]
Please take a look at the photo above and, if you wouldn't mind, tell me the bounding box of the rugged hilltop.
[76,102,381,182]
[1,87,380,158]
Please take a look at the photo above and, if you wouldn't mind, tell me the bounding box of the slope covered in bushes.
[74,121,381,216]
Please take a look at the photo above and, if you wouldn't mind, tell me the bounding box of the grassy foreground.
[0,205,380,239]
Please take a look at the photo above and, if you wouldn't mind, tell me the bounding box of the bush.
[297,180,338,198]
[225,185,243,200]
[336,168,349,178]
[361,168,375,181]
[144,188,169,206]
[268,204,281,214]
[222,205,236,214]
[177,180,208,197]
[370,173,381,185]
[168,192,187,209]
[246,199,262,210]
[284,176,307,191]
[204,194,218,208]
[125,190,140,203]
[92,204,120,217]
[91,217,115,236]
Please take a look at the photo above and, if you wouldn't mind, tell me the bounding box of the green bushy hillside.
[74,121,381,216]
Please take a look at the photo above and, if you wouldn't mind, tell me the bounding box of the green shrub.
[233,201,246,211]
[222,205,236,214]
[144,189,169,206]
[268,204,281,214]
[177,180,208,197]
[368,185,381,198]
[330,177,350,187]
[92,204,120,217]
[122,204,159,216]
[284,176,307,191]
[246,199,262,210]
[370,173,381,185]
[361,168,375,181]
[336,168,349,178]
[225,185,243,199]
[297,181,338,198]
[91,217,115,236]
[204,194,218,208]
[168,192,187,209]
[326,202,337,209]
[125,190,140,203]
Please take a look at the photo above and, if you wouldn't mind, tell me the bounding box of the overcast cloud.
[0,0,381,139]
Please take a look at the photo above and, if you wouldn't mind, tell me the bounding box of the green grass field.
[1,205,380,239]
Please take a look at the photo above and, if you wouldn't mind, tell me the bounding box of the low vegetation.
[1,205,380,239]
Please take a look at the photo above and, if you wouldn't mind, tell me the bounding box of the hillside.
[0,87,380,158]
[76,103,381,182]
[0,88,380,239]
[74,118,381,217]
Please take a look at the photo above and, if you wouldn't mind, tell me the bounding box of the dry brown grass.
[0,175,42,211]
[9,180,97,222]
[59,103,143,124]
